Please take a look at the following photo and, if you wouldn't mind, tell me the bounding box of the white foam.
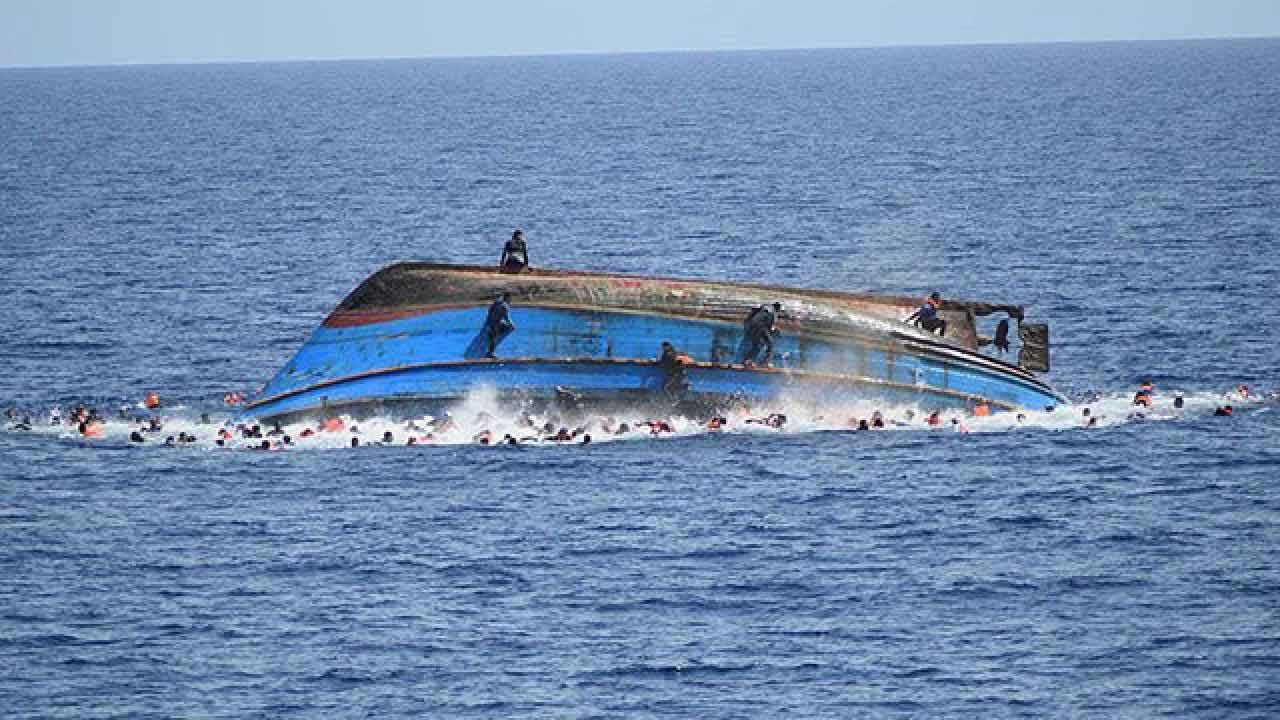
[4,387,1266,451]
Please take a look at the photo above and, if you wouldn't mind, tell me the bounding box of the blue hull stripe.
[247,305,1063,417]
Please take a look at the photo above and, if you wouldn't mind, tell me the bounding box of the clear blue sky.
[2,0,1278,68]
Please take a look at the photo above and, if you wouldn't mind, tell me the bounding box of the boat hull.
[243,267,1065,422]
[245,357,1058,423]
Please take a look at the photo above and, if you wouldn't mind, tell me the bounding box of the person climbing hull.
[241,263,1064,421]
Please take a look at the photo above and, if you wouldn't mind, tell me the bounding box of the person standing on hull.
[742,302,781,367]
[907,292,947,337]
[500,229,529,273]
[483,292,515,359]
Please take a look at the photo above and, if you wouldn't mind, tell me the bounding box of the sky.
[2,0,1279,68]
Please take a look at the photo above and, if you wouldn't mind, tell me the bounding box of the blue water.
[3,40,1280,717]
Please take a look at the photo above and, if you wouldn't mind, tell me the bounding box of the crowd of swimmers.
[1127,379,1250,419]
[1,395,1043,449]
[2,383,1268,448]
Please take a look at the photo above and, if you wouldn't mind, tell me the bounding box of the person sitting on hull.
[500,229,529,273]
[658,341,693,396]
[907,292,947,336]
[483,292,515,359]
[742,302,781,366]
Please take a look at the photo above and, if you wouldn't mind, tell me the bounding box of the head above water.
[512,229,523,239]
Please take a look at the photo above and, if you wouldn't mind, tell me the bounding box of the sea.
[2,39,1278,718]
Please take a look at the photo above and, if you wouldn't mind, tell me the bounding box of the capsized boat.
[242,263,1064,421]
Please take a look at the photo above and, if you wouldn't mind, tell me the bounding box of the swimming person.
[483,292,515,359]
[500,229,529,272]
[1133,379,1155,407]
[907,292,947,336]
[742,302,781,366]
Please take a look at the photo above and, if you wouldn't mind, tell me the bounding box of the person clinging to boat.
[500,229,529,272]
[658,341,693,395]
[483,292,516,358]
[907,292,947,336]
[742,302,782,366]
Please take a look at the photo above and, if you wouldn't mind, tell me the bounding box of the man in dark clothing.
[658,341,691,395]
[742,302,781,366]
[500,230,529,272]
[993,318,1010,353]
[907,292,947,336]
[483,292,515,358]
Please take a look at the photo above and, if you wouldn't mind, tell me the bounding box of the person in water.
[742,302,781,366]
[907,292,947,336]
[658,341,692,396]
[500,229,529,272]
[483,292,515,359]
[1133,379,1155,407]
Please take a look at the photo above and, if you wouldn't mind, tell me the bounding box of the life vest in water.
[144,392,161,409]
[973,404,991,417]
